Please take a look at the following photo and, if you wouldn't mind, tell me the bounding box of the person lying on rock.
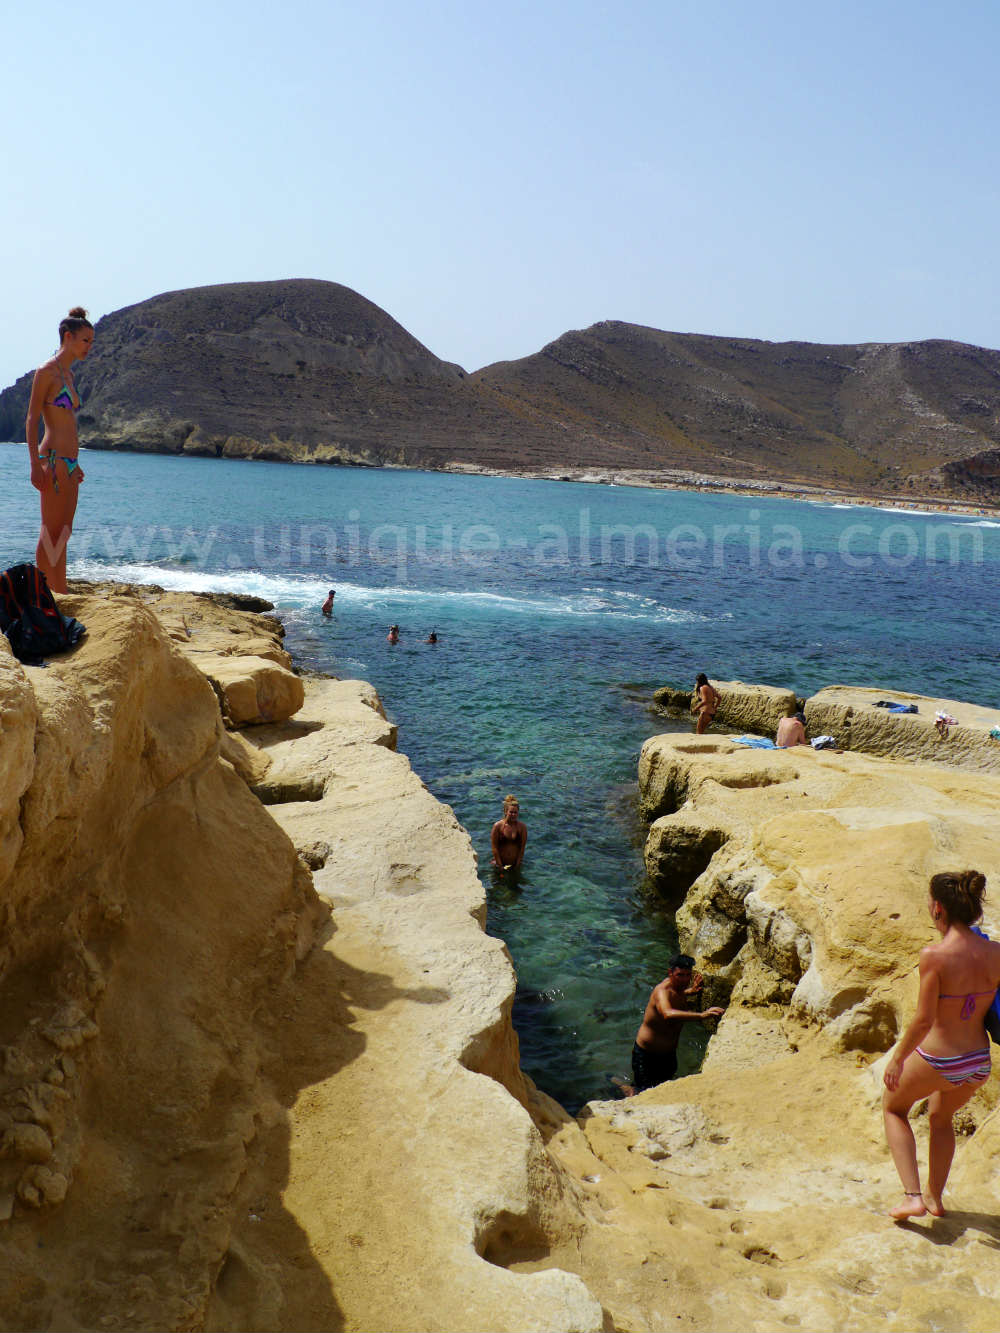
[776,705,807,747]
[692,674,719,734]
[491,794,527,871]
[629,955,725,1093]
[882,869,1000,1220]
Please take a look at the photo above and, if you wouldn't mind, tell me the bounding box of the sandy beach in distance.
[442,459,999,517]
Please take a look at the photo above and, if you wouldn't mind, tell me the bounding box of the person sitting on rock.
[692,673,719,735]
[629,956,725,1093]
[776,705,807,747]
[882,869,1000,1220]
[491,794,527,871]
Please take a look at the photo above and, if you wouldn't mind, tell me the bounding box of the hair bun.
[960,870,986,897]
[68,306,88,319]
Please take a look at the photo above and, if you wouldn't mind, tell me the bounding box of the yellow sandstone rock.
[640,733,1000,1043]
[195,650,306,725]
[654,677,798,734]
[654,674,1000,773]
[548,730,1000,1332]
[0,591,602,1333]
[7,589,1000,1333]
[805,684,1000,773]
[0,637,36,883]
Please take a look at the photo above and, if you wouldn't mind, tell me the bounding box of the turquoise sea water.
[3,445,999,1110]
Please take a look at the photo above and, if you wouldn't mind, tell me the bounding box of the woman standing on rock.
[692,673,719,734]
[25,307,94,592]
[882,870,1000,1220]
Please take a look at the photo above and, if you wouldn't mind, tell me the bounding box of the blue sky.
[4,0,999,388]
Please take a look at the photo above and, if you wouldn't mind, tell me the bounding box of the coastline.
[442,459,1000,517]
[7,437,991,517]
[0,583,605,1332]
[7,582,1000,1330]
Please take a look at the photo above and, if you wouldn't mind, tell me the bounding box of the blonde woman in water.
[883,870,1000,1219]
[491,795,527,870]
[25,307,94,592]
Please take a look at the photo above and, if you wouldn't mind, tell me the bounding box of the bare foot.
[923,1195,946,1217]
[889,1193,927,1221]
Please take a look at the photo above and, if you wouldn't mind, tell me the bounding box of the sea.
[3,445,999,1111]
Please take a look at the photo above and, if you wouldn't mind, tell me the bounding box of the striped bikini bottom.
[916,1046,991,1086]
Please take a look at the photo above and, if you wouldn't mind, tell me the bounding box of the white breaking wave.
[870,506,954,519]
[71,560,328,604]
[69,559,714,625]
[823,502,970,521]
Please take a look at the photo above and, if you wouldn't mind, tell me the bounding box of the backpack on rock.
[0,563,87,665]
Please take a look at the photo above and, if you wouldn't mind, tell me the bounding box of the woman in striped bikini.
[882,870,1000,1220]
[25,307,94,592]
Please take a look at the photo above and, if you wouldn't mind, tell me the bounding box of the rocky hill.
[4,280,1000,499]
[1,280,469,465]
[0,279,589,473]
[474,323,1000,498]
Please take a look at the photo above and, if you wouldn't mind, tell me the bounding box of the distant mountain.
[0,280,468,464]
[3,281,999,499]
[472,322,1000,497]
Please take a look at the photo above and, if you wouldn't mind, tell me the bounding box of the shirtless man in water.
[630,955,725,1092]
[692,673,720,734]
[491,795,527,870]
